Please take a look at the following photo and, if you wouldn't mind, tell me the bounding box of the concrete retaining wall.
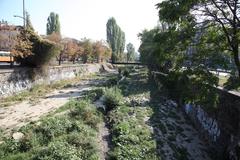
[151,71,240,160]
[0,64,103,97]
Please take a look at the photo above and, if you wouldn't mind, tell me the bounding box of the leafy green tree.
[157,0,240,77]
[126,43,135,62]
[118,30,125,55]
[26,11,34,31]
[46,12,61,35]
[106,17,125,62]
[82,39,93,63]
[139,21,193,72]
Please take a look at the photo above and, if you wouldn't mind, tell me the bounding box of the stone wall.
[0,64,103,97]
[151,71,240,160]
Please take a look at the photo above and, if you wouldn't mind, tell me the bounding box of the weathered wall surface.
[184,90,240,160]
[0,64,103,97]
[151,71,240,160]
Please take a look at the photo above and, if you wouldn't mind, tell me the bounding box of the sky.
[0,0,160,50]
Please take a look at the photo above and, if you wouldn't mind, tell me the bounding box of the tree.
[93,40,112,62]
[82,39,93,63]
[26,11,34,31]
[106,17,125,62]
[93,41,105,63]
[46,12,61,35]
[12,29,61,67]
[46,32,63,65]
[65,40,80,63]
[157,0,240,77]
[138,23,190,71]
[126,43,135,62]
[11,29,33,58]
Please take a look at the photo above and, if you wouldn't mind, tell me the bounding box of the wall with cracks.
[0,64,104,97]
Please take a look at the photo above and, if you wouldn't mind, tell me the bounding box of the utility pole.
[14,0,26,29]
[23,0,25,28]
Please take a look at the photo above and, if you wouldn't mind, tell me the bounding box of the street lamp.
[13,0,26,28]
[13,15,26,29]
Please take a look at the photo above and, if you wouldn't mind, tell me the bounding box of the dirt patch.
[98,122,110,160]
[95,98,111,160]
[0,75,111,135]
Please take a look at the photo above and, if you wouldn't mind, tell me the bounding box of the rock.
[12,132,24,141]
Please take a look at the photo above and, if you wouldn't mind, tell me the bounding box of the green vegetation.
[10,11,112,66]
[155,70,219,110]
[0,67,160,160]
[26,12,34,31]
[137,0,240,110]
[126,43,136,62]
[108,105,159,160]
[12,29,61,67]
[46,12,61,35]
[106,17,125,62]
[0,99,103,160]
[157,0,240,78]
[102,67,159,159]
[103,87,123,112]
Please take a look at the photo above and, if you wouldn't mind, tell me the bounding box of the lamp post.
[13,0,26,29]
[13,15,26,29]
[23,0,25,28]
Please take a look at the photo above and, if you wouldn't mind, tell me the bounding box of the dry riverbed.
[0,66,213,160]
[0,74,109,135]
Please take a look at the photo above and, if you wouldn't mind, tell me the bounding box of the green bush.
[36,117,73,144]
[123,68,130,77]
[65,132,99,159]
[15,29,61,67]
[69,100,102,129]
[108,106,159,160]
[1,152,30,160]
[105,77,118,86]
[32,141,83,160]
[0,99,103,160]
[103,87,123,111]
[25,39,61,67]
[83,88,104,101]
[118,67,130,77]
[158,69,219,109]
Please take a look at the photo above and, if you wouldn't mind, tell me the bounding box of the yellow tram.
[0,51,14,63]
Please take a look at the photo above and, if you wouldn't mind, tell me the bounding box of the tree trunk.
[58,53,62,66]
[233,48,240,78]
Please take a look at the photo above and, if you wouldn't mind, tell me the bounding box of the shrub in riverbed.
[65,131,99,158]
[69,100,102,129]
[108,105,159,160]
[82,88,104,101]
[32,141,83,160]
[105,77,118,86]
[103,87,123,112]
[34,116,73,145]
[0,99,102,160]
